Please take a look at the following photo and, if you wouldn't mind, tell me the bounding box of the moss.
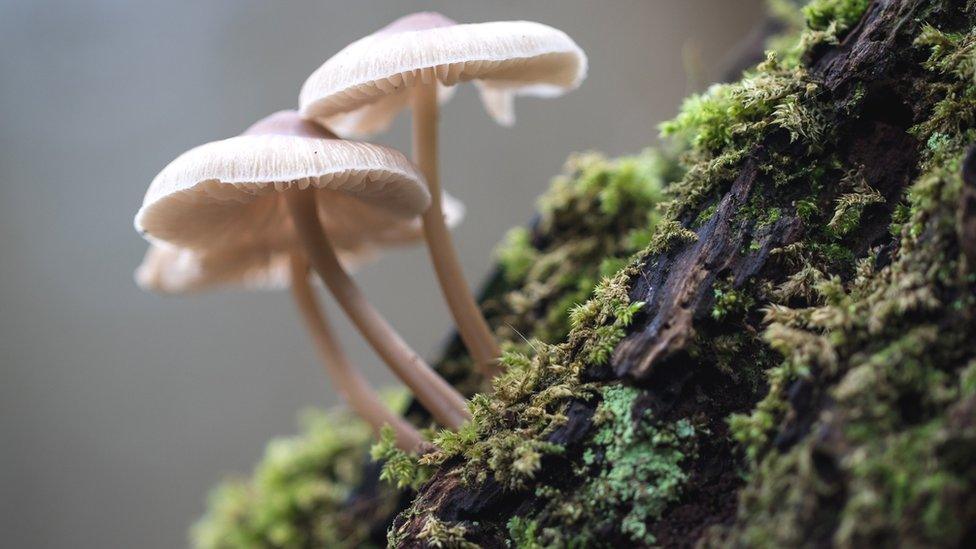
[715,106,976,549]
[398,2,915,544]
[506,517,543,549]
[835,417,976,546]
[416,269,646,494]
[697,2,976,545]
[643,219,699,256]
[391,262,658,545]
[802,0,870,32]
[911,24,976,148]
[693,202,719,228]
[370,426,430,491]
[198,1,976,546]
[489,150,675,346]
[414,517,479,549]
[496,227,536,285]
[504,385,698,547]
[827,174,884,236]
[192,409,390,549]
[711,280,757,322]
[659,52,826,218]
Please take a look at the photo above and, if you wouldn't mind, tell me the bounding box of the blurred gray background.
[0,1,763,547]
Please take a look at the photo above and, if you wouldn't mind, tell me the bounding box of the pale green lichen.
[504,385,698,547]
[581,386,697,545]
[500,385,696,547]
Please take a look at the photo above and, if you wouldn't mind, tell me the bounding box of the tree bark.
[388,1,976,547]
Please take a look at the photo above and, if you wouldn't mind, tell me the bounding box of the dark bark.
[381,2,970,546]
[613,0,923,381]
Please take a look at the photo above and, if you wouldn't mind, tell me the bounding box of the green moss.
[503,385,698,547]
[708,3,976,544]
[910,23,976,173]
[835,418,974,546]
[659,53,825,217]
[643,220,698,256]
[711,284,757,322]
[827,175,884,236]
[199,2,976,545]
[716,134,976,547]
[192,409,389,549]
[693,202,719,227]
[496,227,536,285]
[417,269,647,494]
[802,0,870,32]
[392,262,662,545]
[399,3,902,543]
[415,517,479,549]
[370,426,430,491]
[506,517,543,549]
[490,150,675,346]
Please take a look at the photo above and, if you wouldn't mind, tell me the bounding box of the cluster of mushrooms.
[134,13,587,451]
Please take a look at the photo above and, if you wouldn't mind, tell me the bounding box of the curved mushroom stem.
[289,254,424,451]
[412,81,502,378]
[285,190,470,429]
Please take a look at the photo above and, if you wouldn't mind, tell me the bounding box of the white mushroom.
[299,13,587,376]
[299,12,587,136]
[135,110,469,432]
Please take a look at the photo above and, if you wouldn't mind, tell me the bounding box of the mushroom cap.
[134,110,431,252]
[299,12,587,137]
[135,192,465,294]
[134,243,372,294]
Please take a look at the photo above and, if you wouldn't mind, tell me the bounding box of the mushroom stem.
[412,81,502,377]
[285,190,470,429]
[289,254,424,451]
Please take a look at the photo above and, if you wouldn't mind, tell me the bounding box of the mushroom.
[137,245,423,450]
[299,12,587,376]
[135,110,469,430]
[135,193,464,294]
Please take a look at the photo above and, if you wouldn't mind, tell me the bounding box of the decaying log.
[385,1,971,546]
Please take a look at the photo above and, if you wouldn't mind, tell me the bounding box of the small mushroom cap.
[299,12,587,137]
[134,110,431,252]
[135,192,465,294]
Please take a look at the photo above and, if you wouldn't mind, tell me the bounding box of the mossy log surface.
[193,1,976,547]
[390,1,976,547]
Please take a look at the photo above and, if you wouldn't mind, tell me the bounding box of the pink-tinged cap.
[376,11,457,35]
[242,109,337,139]
[135,191,464,295]
[134,110,431,254]
[299,14,587,137]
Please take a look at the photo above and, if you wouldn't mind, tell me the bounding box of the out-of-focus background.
[0,1,763,547]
